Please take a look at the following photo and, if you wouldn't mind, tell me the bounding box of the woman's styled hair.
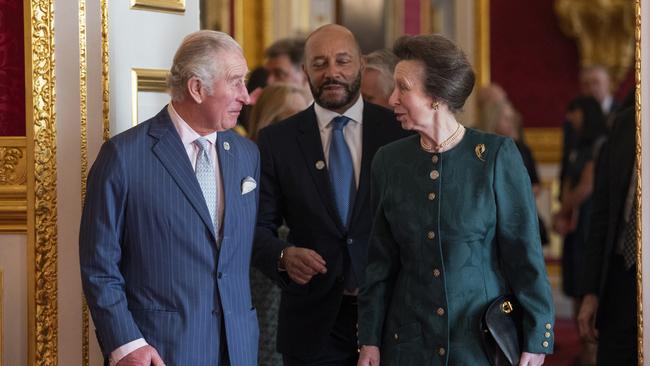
[393,34,475,113]
[249,84,310,140]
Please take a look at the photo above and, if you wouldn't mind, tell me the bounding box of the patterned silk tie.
[621,196,638,269]
[194,137,218,233]
[328,116,355,227]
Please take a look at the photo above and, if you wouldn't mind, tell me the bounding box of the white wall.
[108,2,200,134]
[0,235,27,366]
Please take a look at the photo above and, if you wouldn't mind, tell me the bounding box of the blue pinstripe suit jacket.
[80,107,260,365]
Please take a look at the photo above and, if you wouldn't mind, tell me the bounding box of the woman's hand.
[357,345,380,366]
[519,352,545,366]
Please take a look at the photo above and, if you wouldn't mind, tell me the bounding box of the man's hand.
[281,247,327,285]
[357,345,380,366]
[116,345,165,366]
[519,352,545,366]
[578,294,599,342]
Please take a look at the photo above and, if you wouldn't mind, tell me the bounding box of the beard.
[309,72,362,110]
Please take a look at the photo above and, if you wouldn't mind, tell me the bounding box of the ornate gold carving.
[634,0,642,364]
[130,0,185,14]
[79,0,89,363]
[0,137,27,232]
[25,0,58,364]
[131,68,169,126]
[101,0,110,141]
[523,128,563,164]
[555,0,635,85]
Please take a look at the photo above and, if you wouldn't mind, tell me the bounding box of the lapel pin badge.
[475,144,486,162]
[223,142,230,151]
[315,160,325,170]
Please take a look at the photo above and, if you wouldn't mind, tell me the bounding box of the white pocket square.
[241,177,257,195]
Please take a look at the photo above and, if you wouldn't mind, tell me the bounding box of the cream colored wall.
[0,235,27,366]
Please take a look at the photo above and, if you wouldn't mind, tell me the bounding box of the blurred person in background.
[481,100,549,245]
[361,49,398,109]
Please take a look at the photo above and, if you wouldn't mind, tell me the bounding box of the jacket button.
[438,347,446,356]
[394,333,399,340]
[545,323,552,330]
[430,170,439,180]
[432,268,441,277]
[545,332,551,338]
[431,155,439,164]
[542,341,549,348]
[346,238,354,245]
[428,192,436,200]
[427,231,435,240]
[436,307,445,316]
[217,272,223,279]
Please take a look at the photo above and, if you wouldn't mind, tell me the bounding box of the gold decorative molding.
[131,68,169,126]
[0,137,27,232]
[555,0,635,86]
[523,128,563,164]
[235,0,272,68]
[130,0,185,14]
[78,0,89,363]
[475,0,491,87]
[634,0,642,364]
[25,0,58,364]
[101,0,110,141]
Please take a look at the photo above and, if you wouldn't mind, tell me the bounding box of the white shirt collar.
[601,95,614,114]
[168,102,217,146]
[314,95,364,131]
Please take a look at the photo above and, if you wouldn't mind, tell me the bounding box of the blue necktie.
[194,137,218,233]
[328,116,355,227]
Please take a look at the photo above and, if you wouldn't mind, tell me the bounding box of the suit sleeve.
[494,138,555,354]
[252,128,293,287]
[79,140,143,357]
[358,149,400,346]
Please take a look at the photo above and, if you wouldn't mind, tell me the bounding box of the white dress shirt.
[109,102,224,365]
[314,96,364,188]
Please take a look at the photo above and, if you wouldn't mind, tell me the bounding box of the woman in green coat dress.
[357,34,555,366]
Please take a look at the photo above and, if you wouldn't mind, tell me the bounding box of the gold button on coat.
[394,333,398,340]
[545,332,551,338]
[436,307,445,316]
[432,268,441,277]
[430,170,439,180]
[545,323,552,330]
[438,347,446,356]
[431,155,439,164]
[428,192,436,200]
[542,341,549,348]
[427,231,435,240]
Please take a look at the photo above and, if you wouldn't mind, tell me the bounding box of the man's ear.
[186,77,203,103]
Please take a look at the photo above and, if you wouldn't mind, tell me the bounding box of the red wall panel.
[0,0,26,136]
[491,0,580,128]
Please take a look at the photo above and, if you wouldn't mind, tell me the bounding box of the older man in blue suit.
[80,30,259,366]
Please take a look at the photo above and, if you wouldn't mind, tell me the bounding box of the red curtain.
[491,0,580,128]
[0,0,26,136]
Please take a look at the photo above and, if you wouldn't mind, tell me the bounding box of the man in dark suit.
[253,24,409,365]
[80,31,260,366]
[578,101,637,365]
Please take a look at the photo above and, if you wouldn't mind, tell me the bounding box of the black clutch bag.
[480,294,523,366]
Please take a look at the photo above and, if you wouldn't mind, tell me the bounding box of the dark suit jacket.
[582,106,635,305]
[253,101,409,356]
[80,107,260,365]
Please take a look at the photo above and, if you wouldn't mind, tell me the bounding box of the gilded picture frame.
[130,0,185,14]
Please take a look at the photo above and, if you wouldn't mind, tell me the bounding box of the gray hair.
[168,30,242,102]
[364,49,398,98]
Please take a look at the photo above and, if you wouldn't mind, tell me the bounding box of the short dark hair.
[265,38,306,68]
[393,34,475,113]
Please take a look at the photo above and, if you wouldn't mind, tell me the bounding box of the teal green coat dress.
[358,129,555,366]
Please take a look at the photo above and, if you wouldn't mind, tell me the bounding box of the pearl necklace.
[420,123,464,153]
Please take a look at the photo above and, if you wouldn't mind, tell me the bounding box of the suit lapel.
[296,107,346,233]
[149,109,217,241]
[216,130,238,261]
[349,103,379,226]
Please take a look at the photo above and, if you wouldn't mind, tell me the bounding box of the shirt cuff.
[109,338,148,366]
